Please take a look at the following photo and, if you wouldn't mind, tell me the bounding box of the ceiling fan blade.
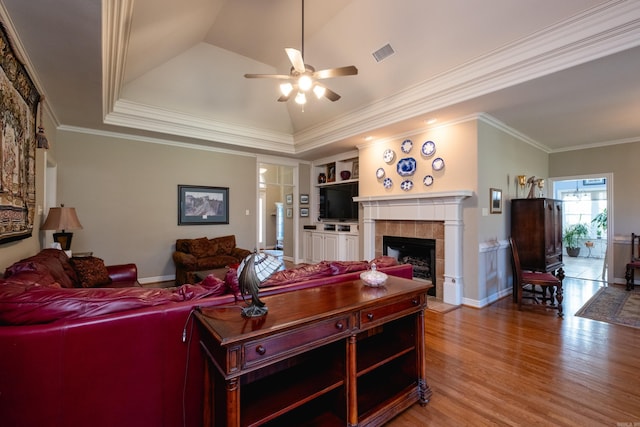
[285,48,306,74]
[244,73,292,79]
[323,87,341,102]
[313,65,358,80]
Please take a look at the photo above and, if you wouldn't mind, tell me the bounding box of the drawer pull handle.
[335,321,344,330]
[256,345,266,355]
[367,313,374,320]
[412,298,419,305]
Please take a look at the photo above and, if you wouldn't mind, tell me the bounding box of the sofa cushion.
[187,237,210,258]
[195,255,239,270]
[262,261,333,287]
[70,257,112,288]
[0,282,224,325]
[329,261,370,275]
[4,249,77,289]
[214,235,236,255]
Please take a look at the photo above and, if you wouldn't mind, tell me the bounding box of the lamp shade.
[41,206,83,231]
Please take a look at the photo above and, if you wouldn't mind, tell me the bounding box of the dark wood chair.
[625,233,640,291]
[509,237,564,317]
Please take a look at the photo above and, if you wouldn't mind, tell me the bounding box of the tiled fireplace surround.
[356,191,472,306]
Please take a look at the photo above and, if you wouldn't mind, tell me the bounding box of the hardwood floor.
[389,277,640,426]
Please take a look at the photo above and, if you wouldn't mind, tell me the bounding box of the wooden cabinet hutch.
[510,198,564,298]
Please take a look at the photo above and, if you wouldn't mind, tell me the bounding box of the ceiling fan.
[244,0,358,105]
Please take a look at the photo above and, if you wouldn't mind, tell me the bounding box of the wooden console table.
[195,275,432,426]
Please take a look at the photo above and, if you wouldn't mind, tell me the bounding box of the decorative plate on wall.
[400,139,413,153]
[423,175,434,186]
[383,177,393,189]
[383,149,396,164]
[376,168,385,179]
[400,180,414,191]
[421,140,436,157]
[432,157,445,171]
[396,157,417,176]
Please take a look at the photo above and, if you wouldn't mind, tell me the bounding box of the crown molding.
[105,99,296,154]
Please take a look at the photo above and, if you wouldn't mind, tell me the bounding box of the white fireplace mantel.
[355,190,473,305]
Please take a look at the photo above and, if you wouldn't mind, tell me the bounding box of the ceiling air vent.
[372,43,395,63]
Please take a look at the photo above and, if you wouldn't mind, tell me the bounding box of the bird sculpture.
[237,250,283,317]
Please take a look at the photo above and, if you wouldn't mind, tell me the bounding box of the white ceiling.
[2,0,640,160]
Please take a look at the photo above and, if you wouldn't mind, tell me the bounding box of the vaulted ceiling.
[2,0,640,160]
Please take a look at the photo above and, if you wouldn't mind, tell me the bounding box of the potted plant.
[592,208,607,239]
[563,223,589,257]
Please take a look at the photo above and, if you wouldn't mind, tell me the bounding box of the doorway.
[258,163,296,261]
[551,174,611,282]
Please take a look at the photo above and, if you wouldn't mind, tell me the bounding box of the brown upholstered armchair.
[172,235,251,285]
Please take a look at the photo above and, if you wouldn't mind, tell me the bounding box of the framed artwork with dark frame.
[300,194,309,204]
[300,207,309,217]
[490,188,502,214]
[286,194,293,205]
[178,185,229,225]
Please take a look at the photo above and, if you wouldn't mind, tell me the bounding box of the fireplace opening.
[383,236,436,296]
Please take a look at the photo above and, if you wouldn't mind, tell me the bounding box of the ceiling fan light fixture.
[280,82,294,96]
[313,84,326,99]
[295,92,307,105]
[298,74,313,92]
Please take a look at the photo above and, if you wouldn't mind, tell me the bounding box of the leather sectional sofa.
[0,249,412,427]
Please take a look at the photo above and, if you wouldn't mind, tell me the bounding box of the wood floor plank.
[387,278,640,426]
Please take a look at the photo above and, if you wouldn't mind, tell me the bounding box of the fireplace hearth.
[383,236,436,296]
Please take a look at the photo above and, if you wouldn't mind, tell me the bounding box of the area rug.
[575,285,640,329]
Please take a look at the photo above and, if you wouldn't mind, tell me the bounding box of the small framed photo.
[490,188,502,214]
[352,160,359,179]
[178,185,229,225]
[300,194,309,205]
[286,208,293,218]
[327,162,336,182]
[300,207,309,217]
[286,194,293,205]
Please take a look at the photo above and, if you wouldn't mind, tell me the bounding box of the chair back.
[632,233,640,262]
[509,237,523,285]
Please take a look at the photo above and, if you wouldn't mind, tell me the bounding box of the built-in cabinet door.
[345,235,359,261]
[311,233,326,263]
[324,234,340,261]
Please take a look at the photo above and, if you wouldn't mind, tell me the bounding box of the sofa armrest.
[230,247,251,260]
[106,264,138,284]
[173,251,197,268]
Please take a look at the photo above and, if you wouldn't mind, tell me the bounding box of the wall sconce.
[35,98,49,149]
[41,204,83,250]
[517,175,527,197]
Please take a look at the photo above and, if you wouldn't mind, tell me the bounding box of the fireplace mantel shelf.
[354,190,473,205]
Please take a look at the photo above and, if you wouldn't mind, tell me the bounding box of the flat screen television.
[319,182,359,222]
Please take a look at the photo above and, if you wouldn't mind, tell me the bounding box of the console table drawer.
[360,295,423,327]
[244,315,351,367]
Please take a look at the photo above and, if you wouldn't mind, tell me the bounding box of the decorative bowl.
[340,170,351,180]
[360,269,388,287]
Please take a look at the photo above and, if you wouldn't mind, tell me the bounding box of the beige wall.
[52,129,258,281]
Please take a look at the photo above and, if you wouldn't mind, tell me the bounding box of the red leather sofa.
[0,251,412,427]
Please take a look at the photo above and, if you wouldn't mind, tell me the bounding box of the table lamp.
[41,204,83,250]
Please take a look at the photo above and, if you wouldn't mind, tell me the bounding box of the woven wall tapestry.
[0,23,40,243]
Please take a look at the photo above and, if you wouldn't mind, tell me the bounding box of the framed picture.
[327,162,336,182]
[286,208,293,218]
[286,194,293,205]
[490,188,502,214]
[178,185,229,225]
[300,194,309,204]
[300,207,309,217]
[352,160,359,179]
